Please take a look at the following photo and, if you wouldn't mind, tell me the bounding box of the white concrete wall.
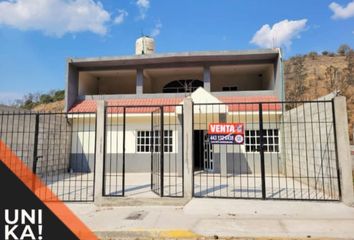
[69,115,96,172]
[105,125,179,154]
[71,118,96,154]
[103,114,183,173]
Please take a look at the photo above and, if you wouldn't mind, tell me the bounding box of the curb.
[95,229,200,239]
[95,230,346,240]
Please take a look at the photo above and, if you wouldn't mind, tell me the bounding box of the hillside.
[32,100,65,112]
[284,54,354,143]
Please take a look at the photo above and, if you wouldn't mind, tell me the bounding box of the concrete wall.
[0,112,36,172]
[78,72,98,95]
[36,115,72,175]
[274,50,284,101]
[281,100,340,198]
[78,71,137,95]
[0,112,73,176]
[65,62,79,112]
[262,66,275,91]
[210,66,274,92]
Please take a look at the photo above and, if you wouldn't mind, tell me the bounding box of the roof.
[69,95,280,113]
[68,49,280,70]
[69,98,184,114]
[219,96,281,111]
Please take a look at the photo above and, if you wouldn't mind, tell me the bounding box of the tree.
[53,90,65,101]
[20,93,40,110]
[39,94,53,104]
[337,44,352,56]
[322,51,329,56]
[16,90,65,110]
[324,65,348,95]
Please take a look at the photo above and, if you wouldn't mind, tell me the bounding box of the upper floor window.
[163,79,203,93]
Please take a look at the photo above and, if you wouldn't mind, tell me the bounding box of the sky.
[0,0,353,104]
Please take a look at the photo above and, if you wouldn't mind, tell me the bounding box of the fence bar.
[259,103,266,199]
[160,106,164,196]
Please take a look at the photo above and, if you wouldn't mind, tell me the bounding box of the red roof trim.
[69,96,280,113]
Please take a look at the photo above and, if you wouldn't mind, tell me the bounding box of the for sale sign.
[208,123,244,144]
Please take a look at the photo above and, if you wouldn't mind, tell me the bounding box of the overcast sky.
[0,0,353,104]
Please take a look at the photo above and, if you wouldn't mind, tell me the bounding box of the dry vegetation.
[32,100,65,112]
[284,53,354,143]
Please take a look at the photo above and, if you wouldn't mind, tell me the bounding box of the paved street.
[67,198,354,239]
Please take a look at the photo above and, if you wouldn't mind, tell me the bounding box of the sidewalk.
[67,199,354,239]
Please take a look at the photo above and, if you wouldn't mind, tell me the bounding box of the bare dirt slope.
[285,55,353,143]
[32,100,65,112]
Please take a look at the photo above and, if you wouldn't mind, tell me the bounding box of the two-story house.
[65,36,283,182]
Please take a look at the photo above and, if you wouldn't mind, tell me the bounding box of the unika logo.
[4,209,43,240]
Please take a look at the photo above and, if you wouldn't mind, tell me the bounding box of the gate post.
[183,97,193,199]
[94,100,106,205]
[333,96,354,205]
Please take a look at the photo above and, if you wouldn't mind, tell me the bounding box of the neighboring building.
[65,36,283,174]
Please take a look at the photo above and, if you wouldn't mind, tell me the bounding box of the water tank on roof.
[135,36,155,55]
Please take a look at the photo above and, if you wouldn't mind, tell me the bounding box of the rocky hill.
[284,54,353,143]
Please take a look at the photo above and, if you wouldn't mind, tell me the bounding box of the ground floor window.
[245,129,279,152]
[137,130,173,153]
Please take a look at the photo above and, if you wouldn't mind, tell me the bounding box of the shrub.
[337,44,352,56]
[322,51,329,56]
[308,51,318,60]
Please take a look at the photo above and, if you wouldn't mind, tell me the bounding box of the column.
[183,97,193,198]
[136,68,143,95]
[203,66,211,92]
[94,100,106,205]
[334,96,354,205]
